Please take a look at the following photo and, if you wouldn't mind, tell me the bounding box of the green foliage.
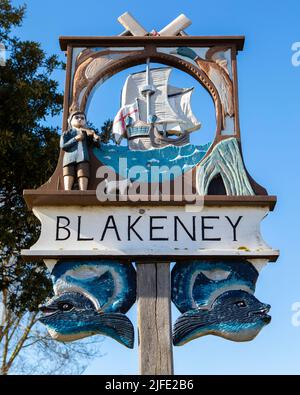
[0,0,63,313]
[0,1,107,375]
[0,0,113,315]
[0,0,25,41]
[86,119,113,144]
[4,260,52,313]
[100,119,113,144]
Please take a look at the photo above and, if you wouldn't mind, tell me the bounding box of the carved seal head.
[39,292,134,348]
[173,290,271,346]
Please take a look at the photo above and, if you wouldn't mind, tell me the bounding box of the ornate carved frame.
[23,35,270,198]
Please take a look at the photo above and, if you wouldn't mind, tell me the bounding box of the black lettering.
[77,216,94,241]
[100,215,121,241]
[201,216,221,241]
[128,216,143,241]
[225,215,243,241]
[56,216,71,241]
[150,216,168,241]
[174,216,196,241]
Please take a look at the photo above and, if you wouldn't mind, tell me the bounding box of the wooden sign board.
[22,204,278,260]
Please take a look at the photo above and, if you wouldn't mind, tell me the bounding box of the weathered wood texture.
[136,262,174,375]
[23,191,277,210]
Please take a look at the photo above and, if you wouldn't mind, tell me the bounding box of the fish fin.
[99,312,134,349]
[173,310,211,346]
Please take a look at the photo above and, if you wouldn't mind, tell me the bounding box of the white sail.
[167,86,201,133]
[112,99,140,143]
[121,67,187,126]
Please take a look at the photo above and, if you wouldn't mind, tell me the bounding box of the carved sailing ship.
[112,61,201,150]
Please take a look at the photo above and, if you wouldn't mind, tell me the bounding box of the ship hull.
[127,125,191,150]
[128,137,154,151]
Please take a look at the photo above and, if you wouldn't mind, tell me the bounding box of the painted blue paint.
[39,260,136,348]
[172,47,199,61]
[93,142,210,183]
[39,292,134,348]
[51,260,136,313]
[173,290,271,346]
[171,260,270,346]
[172,260,258,313]
[65,270,114,308]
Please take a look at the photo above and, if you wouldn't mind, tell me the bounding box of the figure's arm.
[84,128,101,147]
[60,132,78,151]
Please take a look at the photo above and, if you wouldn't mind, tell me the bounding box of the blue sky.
[12,0,300,374]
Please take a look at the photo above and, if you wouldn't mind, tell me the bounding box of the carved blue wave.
[93,142,210,183]
[51,260,136,313]
[172,260,258,313]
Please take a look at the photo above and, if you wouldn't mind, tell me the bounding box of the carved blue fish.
[172,260,271,346]
[39,292,134,348]
[39,260,136,348]
[173,290,271,346]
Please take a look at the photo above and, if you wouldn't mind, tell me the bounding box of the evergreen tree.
[0,1,102,374]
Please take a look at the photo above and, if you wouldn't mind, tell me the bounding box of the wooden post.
[136,262,174,375]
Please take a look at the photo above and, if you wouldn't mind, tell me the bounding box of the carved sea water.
[94,142,210,183]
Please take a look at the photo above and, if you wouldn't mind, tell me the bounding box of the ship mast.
[116,63,201,147]
[141,58,156,123]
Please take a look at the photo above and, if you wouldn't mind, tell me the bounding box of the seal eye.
[235,301,246,308]
[58,302,73,311]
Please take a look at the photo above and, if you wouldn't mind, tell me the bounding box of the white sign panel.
[22,205,279,259]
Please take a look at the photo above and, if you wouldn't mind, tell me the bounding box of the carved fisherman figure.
[60,111,100,190]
